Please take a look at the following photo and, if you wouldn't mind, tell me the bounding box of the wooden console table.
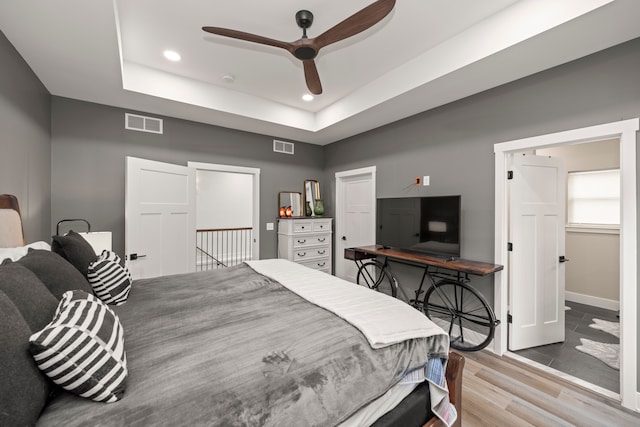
[344,245,503,277]
[345,245,503,351]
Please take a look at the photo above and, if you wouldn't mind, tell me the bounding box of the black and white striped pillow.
[87,250,132,305]
[29,290,128,403]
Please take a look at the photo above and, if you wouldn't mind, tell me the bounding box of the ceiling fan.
[202,0,396,95]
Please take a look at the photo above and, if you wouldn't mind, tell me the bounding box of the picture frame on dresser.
[277,217,332,274]
[277,191,303,217]
[303,179,320,217]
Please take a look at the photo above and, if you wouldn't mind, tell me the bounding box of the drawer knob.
[297,252,306,257]
[318,250,326,255]
[318,262,326,267]
[297,239,306,244]
[318,238,325,242]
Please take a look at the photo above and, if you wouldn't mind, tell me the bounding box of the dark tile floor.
[512,301,620,393]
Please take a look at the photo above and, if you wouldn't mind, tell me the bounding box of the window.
[567,169,620,226]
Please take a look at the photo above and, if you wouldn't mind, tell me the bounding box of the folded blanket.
[425,358,458,426]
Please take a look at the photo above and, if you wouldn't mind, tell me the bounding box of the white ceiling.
[1,0,639,145]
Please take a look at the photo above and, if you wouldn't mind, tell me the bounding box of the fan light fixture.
[163,50,181,62]
[302,94,314,101]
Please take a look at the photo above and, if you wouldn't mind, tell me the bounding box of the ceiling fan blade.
[303,60,323,95]
[202,27,291,51]
[314,0,395,49]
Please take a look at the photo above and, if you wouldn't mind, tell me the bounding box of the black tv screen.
[376,195,461,258]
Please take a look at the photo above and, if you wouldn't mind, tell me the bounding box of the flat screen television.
[376,195,461,258]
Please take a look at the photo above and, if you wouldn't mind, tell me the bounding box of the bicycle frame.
[347,246,503,351]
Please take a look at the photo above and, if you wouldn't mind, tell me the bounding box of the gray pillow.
[51,230,98,276]
[16,248,93,299]
[0,262,59,332]
[0,291,52,426]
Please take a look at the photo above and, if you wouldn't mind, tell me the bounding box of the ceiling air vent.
[125,113,163,134]
[273,139,294,155]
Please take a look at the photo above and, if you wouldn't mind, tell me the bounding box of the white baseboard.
[565,291,619,311]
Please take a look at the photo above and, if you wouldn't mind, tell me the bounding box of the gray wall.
[324,37,640,383]
[0,31,51,243]
[323,37,640,305]
[50,97,324,259]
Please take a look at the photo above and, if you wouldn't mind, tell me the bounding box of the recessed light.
[163,50,181,62]
[302,94,314,101]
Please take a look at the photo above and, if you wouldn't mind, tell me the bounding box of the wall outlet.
[266,222,274,231]
[423,176,430,186]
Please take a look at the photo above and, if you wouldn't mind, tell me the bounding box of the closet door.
[335,167,376,282]
[508,154,566,350]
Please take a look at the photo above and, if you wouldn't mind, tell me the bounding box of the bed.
[0,194,463,427]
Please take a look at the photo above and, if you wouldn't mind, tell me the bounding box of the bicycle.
[354,254,500,352]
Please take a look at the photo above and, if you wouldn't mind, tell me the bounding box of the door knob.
[559,256,569,263]
[341,236,346,240]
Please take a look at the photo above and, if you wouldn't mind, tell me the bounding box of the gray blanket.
[38,264,446,426]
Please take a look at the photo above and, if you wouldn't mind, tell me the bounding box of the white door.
[125,157,196,279]
[335,167,376,282]
[508,154,566,350]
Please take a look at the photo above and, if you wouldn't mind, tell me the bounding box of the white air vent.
[273,139,294,155]
[125,113,163,134]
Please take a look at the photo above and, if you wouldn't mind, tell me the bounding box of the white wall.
[196,170,252,230]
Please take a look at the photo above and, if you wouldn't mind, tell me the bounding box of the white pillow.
[0,209,23,248]
[0,241,51,262]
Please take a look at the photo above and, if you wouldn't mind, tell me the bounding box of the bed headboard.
[0,194,25,248]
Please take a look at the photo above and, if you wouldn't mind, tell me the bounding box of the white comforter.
[247,259,447,348]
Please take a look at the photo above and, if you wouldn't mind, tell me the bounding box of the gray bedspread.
[37,263,447,426]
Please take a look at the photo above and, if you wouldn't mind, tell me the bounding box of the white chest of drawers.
[277,218,332,273]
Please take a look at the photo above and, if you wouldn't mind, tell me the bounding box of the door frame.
[188,162,261,260]
[494,118,639,410]
[335,166,376,280]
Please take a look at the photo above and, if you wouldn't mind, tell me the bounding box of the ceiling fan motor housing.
[294,46,317,60]
[294,10,317,59]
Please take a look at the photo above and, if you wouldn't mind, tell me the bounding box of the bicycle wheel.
[424,279,496,351]
[356,260,398,298]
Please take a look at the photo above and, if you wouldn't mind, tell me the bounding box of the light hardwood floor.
[459,350,640,427]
